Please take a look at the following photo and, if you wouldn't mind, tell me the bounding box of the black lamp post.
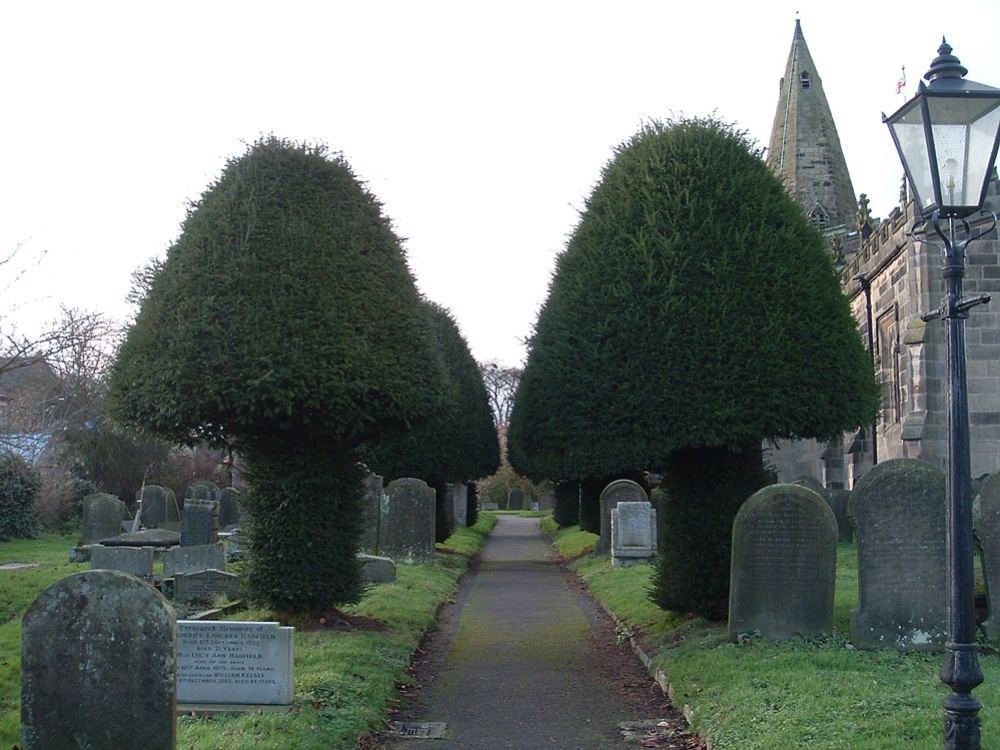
[884,40,1000,750]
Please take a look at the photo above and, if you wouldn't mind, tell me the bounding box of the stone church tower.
[766,20,1000,489]
[767,19,858,236]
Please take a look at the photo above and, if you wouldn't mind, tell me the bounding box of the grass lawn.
[4,515,997,749]
[0,513,497,749]
[551,525,1000,750]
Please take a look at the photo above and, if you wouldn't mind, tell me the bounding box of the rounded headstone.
[21,570,176,749]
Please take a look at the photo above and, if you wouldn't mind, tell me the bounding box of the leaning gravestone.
[379,478,436,563]
[610,501,657,567]
[728,484,838,641]
[21,570,176,749]
[974,473,1000,639]
[217,486,241,529]
[598,480,648,554]
[537,491,556,512]
[359,472,384,555]
[81,493,126,545]
[849,458,947,650]
[176,620,293,707]
[181,498,218,546]
[507,487,525,511]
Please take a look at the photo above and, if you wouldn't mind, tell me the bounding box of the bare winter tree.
[478,361,521,461]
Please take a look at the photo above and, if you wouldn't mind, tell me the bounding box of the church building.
[766,20,1000,488]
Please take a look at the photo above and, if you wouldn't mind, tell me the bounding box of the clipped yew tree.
[508,118,878,619]
[108,137,443,614]
[362,301,499,539]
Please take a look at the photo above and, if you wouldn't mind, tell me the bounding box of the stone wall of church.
[840,181,1000,483]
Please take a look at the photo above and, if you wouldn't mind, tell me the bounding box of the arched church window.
[801,71,811,89]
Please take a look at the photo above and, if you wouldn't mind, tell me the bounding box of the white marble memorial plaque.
[176,620,294,706]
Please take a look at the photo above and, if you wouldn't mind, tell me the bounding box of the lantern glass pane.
[888,102,935,211]
[927,96,1000,210]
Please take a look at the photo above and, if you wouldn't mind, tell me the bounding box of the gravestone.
[849,458,947,650]
[181,498,218,546]
[163,543,227,576]
[176,620,294,707]
[598,480,648,554]
[449,482,469,528]
[359,554,397,584]
[21,570,176,749]
[826,488,853,542]
[728,484,838,641]
[379,478,436,563]
[185,481,219,502]
[792,474,827,496]
[481,501,499,511]
[537,491,555,512]
[221,530,246,561]
[507,488,525,511]
[359,472,384,555]
[610,501,657,567]
[81,493,126,545]
[90,545,155,580]
[174,569,241,602]
[217,487,241,529]
[137,484,180,530]
[974,473,1000,639]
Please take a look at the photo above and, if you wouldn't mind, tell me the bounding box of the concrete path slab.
[378,515,669,749]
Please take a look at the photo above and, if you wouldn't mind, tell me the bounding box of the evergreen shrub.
[0,453,41,541]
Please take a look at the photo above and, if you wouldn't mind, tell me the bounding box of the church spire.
[767,19,857,232]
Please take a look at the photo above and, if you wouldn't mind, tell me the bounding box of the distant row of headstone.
[360,474,472,565]
[726,457,1000,651]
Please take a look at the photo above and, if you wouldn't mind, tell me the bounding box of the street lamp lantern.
[884,40,1000,750]
[885,39,1000,219]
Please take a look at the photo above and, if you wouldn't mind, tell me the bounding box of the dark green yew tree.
[362,301,500,539]
[508,118,879,619]
[108,137,443,613]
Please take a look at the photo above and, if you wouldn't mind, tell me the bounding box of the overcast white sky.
[3,1,1000,367]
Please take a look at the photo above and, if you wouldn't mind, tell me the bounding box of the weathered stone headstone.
[598,480,648,554]
[728,484,838,641]
[379,478,436,563]
[826,488,853,542]
[181,498,218,546]
[359,472,383,555]
[176,620,293,707]
[81,493,126,545]
[90,545,155,580]
[481,501,500,511]
[137,484,180,530]
[217,486,241,529]
[21,570,176,749]
[359,553,397,584]
[174,569,241,602]
[507,487,525,511]
[185,481,219,502]
[163,543,227,576]
[849,458,947,650]
[974,473,1000,639]
[537,491,556,512]
[449,482,469,528]
[792,474,827,496]
[610,501,657,568]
